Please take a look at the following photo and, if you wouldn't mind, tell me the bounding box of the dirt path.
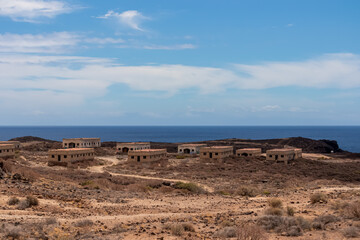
[90,156,215,193]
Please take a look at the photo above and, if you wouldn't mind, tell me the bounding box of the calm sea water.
[0,126,359,153]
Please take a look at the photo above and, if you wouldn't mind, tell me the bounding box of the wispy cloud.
[97,10,149,31]
[0,0,74,22]
[84,37,124,45]
[0,32,80,53]
[142,44,196,50]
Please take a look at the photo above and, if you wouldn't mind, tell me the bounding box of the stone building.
[48,148,95,163]
[128,149,167,162]
[266,149,296,163]
[0,144,15,159]
[200,146,233,159]
[178,144,207,154]
[117,142,151,153]
[293,148,303,159]
[0,141,21,149]
[63,138,101,149]
[236,148,262,157]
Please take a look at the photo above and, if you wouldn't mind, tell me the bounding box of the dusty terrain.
[1,137,360,239]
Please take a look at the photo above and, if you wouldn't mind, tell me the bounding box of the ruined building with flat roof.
[236,148,262,157]
[117,142,150,153]
[200,146,233,159]
[0,141,21,149]
[48,148,95,166]
[63,138,101,149]
[128,149,167,162]
[178,144,207,154]
[0,144,15,159]
[266,148,297,164]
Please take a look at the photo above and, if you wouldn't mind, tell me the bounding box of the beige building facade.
[117,142,150,153]
[178,144,207,154]
[0,141,21,149]
[266,149,296,163]
[128,149,167,162]
[236,148,262,157]
[48,148,95,163]
[0,144,15,158]
[63,138,101,149]
[200,146,233,159]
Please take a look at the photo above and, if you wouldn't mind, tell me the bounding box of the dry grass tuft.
[237,223,268,240]
[343,226,359,238]
[173,182,204,193]
[268,198,282,208]
[7,197,19,206]
[310,193,328,204]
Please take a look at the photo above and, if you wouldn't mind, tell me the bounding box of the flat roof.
[129,149,166,152]
[267,148,295,152]
[0,144,15,148]
[49,148,94,152]
[237,148,261,151]
[202,146,233,149]
[179,144,207,147]
[63,138,100,140]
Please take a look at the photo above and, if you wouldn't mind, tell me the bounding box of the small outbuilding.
[236,148,262,157]
[117,142,151,153]
[0,141,21,149]
[200,146,233,159]
[178,144,207,154]
[63,138,101,149]
[266,149,296,163]
[128,149,167,162]
[48,148,95,163]
[293,148,303,159]
[0,144,15,159]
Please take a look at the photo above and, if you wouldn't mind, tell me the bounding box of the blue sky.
[0,0,359,125]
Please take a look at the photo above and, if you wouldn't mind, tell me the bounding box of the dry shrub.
[236,186,258,197]
[312,214,339,230]
[264,207,283,216]
[286,206,295,216]
[268,198,282,208]
[111,224,127,233]
[164,223,195,236]
[214,227,237,238]
[26,196,39,207]
[331,200,350,211]
[237,223,268,240]
[4,226,21,239]
[173,182,204,193]
[257,215,310,236]
[345,201,360,220]
[310,193,328,204]
[7,197,19,206]
[343,226,359,238]
[75,219,93,228]
[44,217,57,225]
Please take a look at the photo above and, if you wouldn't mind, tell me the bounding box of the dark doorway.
[69,142,76,148]
[137,156,140,162]
[123,147,129,153]
[209,153,213,158]
[184,149,191,154]
[241,153,248,157]
[58,155,61,161]
[275,155,278,160]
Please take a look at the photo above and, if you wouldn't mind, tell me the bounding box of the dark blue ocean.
[0,126,359,153]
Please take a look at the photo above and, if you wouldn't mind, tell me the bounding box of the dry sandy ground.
[1,152,360,239]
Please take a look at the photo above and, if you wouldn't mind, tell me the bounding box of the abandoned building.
[128,149,167,162]
[266,149,296,163]
[178,144,207,154]
[117,142,151,153]
[236,148,262,157]
[0,141,21,149]
[293,148,303,159]
[200,146,233,159]
[48,148,95,163]
[63,138,101,149]
[0,144,15,159]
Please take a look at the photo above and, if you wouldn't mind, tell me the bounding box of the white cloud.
[98,10,149,31]
[84,37,124,44]
[0,53,360,114]
[142,44,196,50]
[0,32,80,53]
[0,0,73,22]
[233,53,360,89]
